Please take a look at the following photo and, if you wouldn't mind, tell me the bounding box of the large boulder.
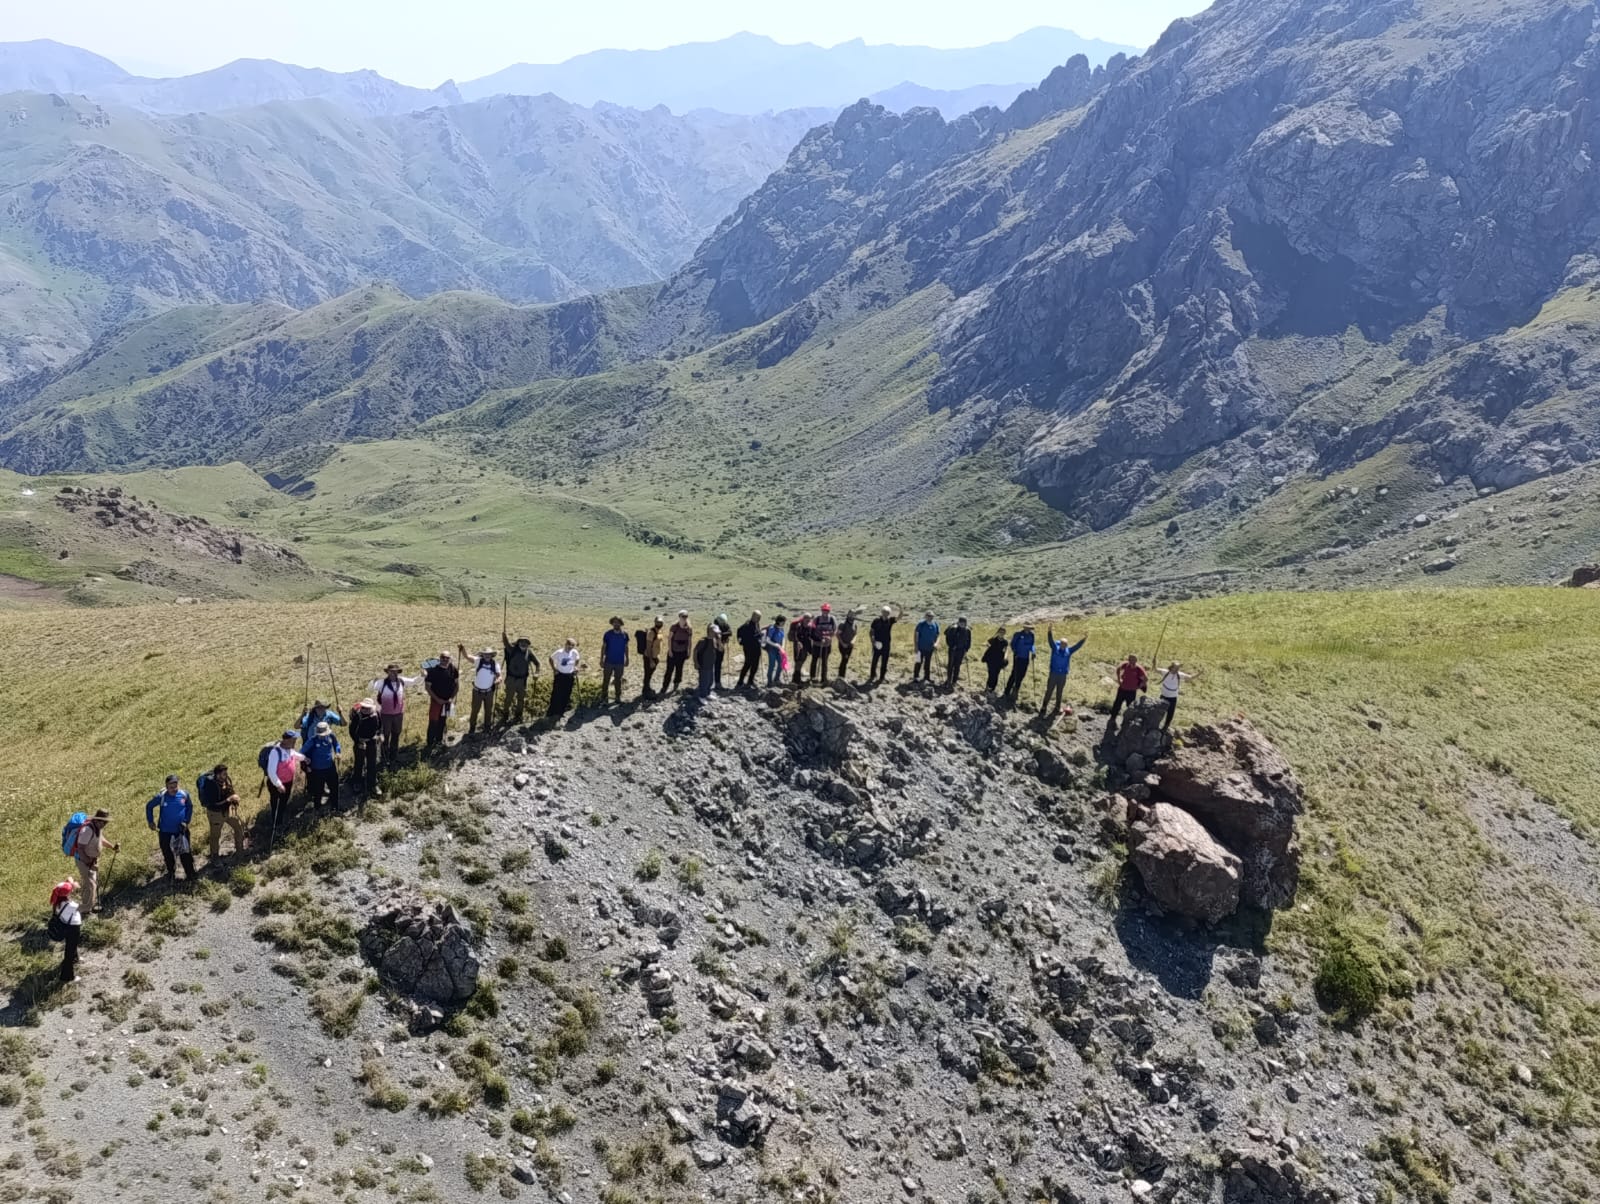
[1128,802,1243,924]
[785,694,860,764]
[1155,720,1303,911]
[1099,698,1174,790]
[1566,564,1600,588]
[360,898,480,1005]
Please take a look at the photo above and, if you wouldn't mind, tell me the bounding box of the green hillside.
[4,586,1600,1194]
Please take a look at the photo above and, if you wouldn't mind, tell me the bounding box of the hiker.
[501,631,542,725]
[348,700,382,796]
[304,722,342,810]
[1041,627,1088,717]
[790,614,814,683]
[146,775,197,885]
[423,650,460,751]
[912,612,940,682]
[664,611,693,693]
[548,639,581,718]
[811,604,838,683]
[1003,624,1036,702]
[736,611,764,688]
[198,764,246,860]
[600,618,630,704]
[69,810,117,914]
[694,624,722,697]
[642,617,666,697]
[49,879,82,984]
[982,627,1009,692]
[1108,655,1148,723]
[263,732,304,829]
[763,616,788,686]
[944,617,972,687]
[869,605,901,683]
[713,614,734,690]
[836,610,859,681]
[369,664,419,764]
[298,699,343,748]
[1158,662,1201,731]
[462,644,502,736]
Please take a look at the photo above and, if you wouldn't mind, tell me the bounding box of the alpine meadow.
[3,2,1600,1203]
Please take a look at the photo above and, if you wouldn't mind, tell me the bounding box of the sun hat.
[385,662,403,672]
[315,722,331,736]
[91,809,112,823]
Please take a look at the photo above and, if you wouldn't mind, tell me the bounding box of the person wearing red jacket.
[1109,655,1148,721]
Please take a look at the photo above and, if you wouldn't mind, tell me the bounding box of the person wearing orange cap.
[811,604,839,683]
[49,878,83,983]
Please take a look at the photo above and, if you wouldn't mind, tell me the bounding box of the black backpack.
[47,908,72,943]
[257,743,276,773]
[634,629,647,655]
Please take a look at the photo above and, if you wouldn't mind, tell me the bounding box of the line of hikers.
[45,605,1199,986]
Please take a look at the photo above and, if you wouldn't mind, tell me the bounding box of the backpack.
[47,906,71,943]
[635,629,647,655]
[257,743,276,774]
[61,812,88,858]
[197,772,215,809]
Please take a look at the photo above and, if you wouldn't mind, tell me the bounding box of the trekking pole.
[1150,617,1172,673]
[100,846,120,908]
[324,647,343,719]
[302,643,313,720]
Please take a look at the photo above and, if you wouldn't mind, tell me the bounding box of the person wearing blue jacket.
[1041,626,1087,717]
[304,721,343,811]
[1003,623,1037,702]
[299,700,343,747]
[912,612,940,682]
[146,774,197,884]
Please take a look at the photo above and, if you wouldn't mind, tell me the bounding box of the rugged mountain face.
[0,90,819,381]
[662,0,1600,531]
[460,27,1137,112]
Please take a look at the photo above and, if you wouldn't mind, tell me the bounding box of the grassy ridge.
[3,586,1600,1147]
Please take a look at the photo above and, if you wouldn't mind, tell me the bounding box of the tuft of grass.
[635,849,663,881]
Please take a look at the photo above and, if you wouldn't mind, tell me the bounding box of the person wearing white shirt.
[264,731,307,829]
[50,879,83,984]
[462,646,504,737]
[1158,661,1201,731]
[547,640,582,719]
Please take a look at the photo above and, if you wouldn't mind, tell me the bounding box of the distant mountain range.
[0,39,460,117]
[461,28,1134,113]
[0,89,821,380]
[0,28,1136,118]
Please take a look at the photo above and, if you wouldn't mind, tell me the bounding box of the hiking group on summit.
[44,602,1199,987]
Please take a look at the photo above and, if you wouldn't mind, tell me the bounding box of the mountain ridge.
[462,26,1137,113]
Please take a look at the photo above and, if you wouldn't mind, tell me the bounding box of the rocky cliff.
[660,0,1600,532]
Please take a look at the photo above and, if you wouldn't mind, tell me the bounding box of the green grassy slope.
[3,587,1599,1174]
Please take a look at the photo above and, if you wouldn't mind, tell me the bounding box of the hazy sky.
[9,0,1203,85]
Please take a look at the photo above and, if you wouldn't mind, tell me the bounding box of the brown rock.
[1128,802,1242,924]
[1156,720,1303,910]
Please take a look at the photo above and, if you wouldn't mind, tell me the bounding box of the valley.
[3,1,1600,1202]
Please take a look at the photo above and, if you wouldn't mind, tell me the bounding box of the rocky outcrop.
[53,486,307,568]
[1566,564,1600,589]
[784,693,860,765]
[1128,802,1243,925]
[360,897,480,1007]
[1156,720,1304,911]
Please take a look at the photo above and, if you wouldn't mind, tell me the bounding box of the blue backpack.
[61,812,88,857]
